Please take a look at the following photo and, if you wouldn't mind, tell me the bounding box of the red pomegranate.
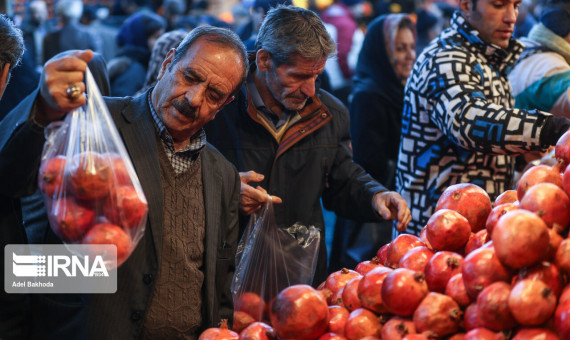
[82,223,132,265]
[424,251,463,293]
[494,190,518,206]
[445,273,471,308]
[376,244,390,265]
[485,203,518,237]
[555,130,570,168]
[324,268,361,303]
[344,308,382,340]
[398,246,435,274]
[381,317,416,340]
[330,287,344,307]
[563,162,570,197]
[38,155,67,198]
[105,153,133,186]
[512,328,559,340]
[235,292,266,321]
[435,183,492,232]
[476,282,517,331]
[103,185,148,230]
[381,268,429,316]
[514,261,564,298]
[50,197,96,242]
[199,320,239,340]
[464,229,489,255]
[462,246,512,299]
[327,305,349,336]
[519,182,570,233]
[68,151,113,200]
[232,311,255,333]
[508,279,556,326]
[492,209,550,269]
[413,292,462,338]
[385,234,425,268]
[464,328,504,340]
[357,266,393,314]
[402,334,432,340]
[560,285,570,305]
[545,228,563,262]
[341,277,362,311]
[448,334,465,340]
[554,299,570,340]
[555,239,570,277]
[317,333,348,340]
[354,257,383,275]
[463,303,484,331]
[268,284,329,340]
[419,227,433,250]
[239,322,277,340]
[516,164,563,201]
[426,209,471,251]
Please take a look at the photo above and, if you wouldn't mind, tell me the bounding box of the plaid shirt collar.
[148,90,206,155]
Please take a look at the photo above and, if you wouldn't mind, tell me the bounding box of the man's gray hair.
[170,25,248,96]
[56,0,83,20]
[0,14,24,73]
[255,5,337,66]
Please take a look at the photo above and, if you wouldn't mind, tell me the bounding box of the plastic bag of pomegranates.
[38,68,148,270]
[231,201,320,321]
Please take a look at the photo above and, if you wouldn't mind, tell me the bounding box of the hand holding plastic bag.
[231,201,320,321]
[38,68,147,269]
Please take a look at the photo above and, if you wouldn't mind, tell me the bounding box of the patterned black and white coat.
[395,12,552,235]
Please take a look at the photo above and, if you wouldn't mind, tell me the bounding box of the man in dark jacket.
[204,5,411,286]
[0,26,246,339]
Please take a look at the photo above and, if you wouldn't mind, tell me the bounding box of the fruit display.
[200,133,570,339]
[39,151,147,268]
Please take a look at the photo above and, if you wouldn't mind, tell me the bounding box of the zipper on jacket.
[323,157,330,189]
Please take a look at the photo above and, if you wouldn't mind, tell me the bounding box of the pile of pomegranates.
[199,131,570,339]
[39,151,148,266]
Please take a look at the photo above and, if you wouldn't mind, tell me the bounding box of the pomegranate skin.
[239,322,278,340]
[464,328,504,340]
[268,284,329,340]
[554,299,570,340]
[516,164,563,201]
[512,328,558,340]
[424,251,463,293]
[491,209,550,269]
[413,292,462,338]
[508,279,557,326]
[519,182,570,233]
[485,203,518,237]
[385,234,425,268]
[381,316,416,340]
[426,209,471,251]
[398,246,435,274]
[461,246,512,300]
[435,183,492,232]
[494,190,518,205]
[344,308,382,340]
[476,282,517,331]
[357,266,393,314]
[445,273,471,308]
[327,305,349,336]
[381,268,429,317]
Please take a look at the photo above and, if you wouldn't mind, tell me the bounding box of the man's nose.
[300,77,316,98]
[185,85,205,106]
[504,4,518,23]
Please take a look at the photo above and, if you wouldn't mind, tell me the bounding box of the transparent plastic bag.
[38,68,148,269]
[231,201,320,321]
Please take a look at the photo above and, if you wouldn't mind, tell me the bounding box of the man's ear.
[460,0,472,16]
[256,49,272,72]
[157,48,177,81]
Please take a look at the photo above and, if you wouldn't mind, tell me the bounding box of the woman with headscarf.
[329,13,417,270]
[108,11,165,97]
